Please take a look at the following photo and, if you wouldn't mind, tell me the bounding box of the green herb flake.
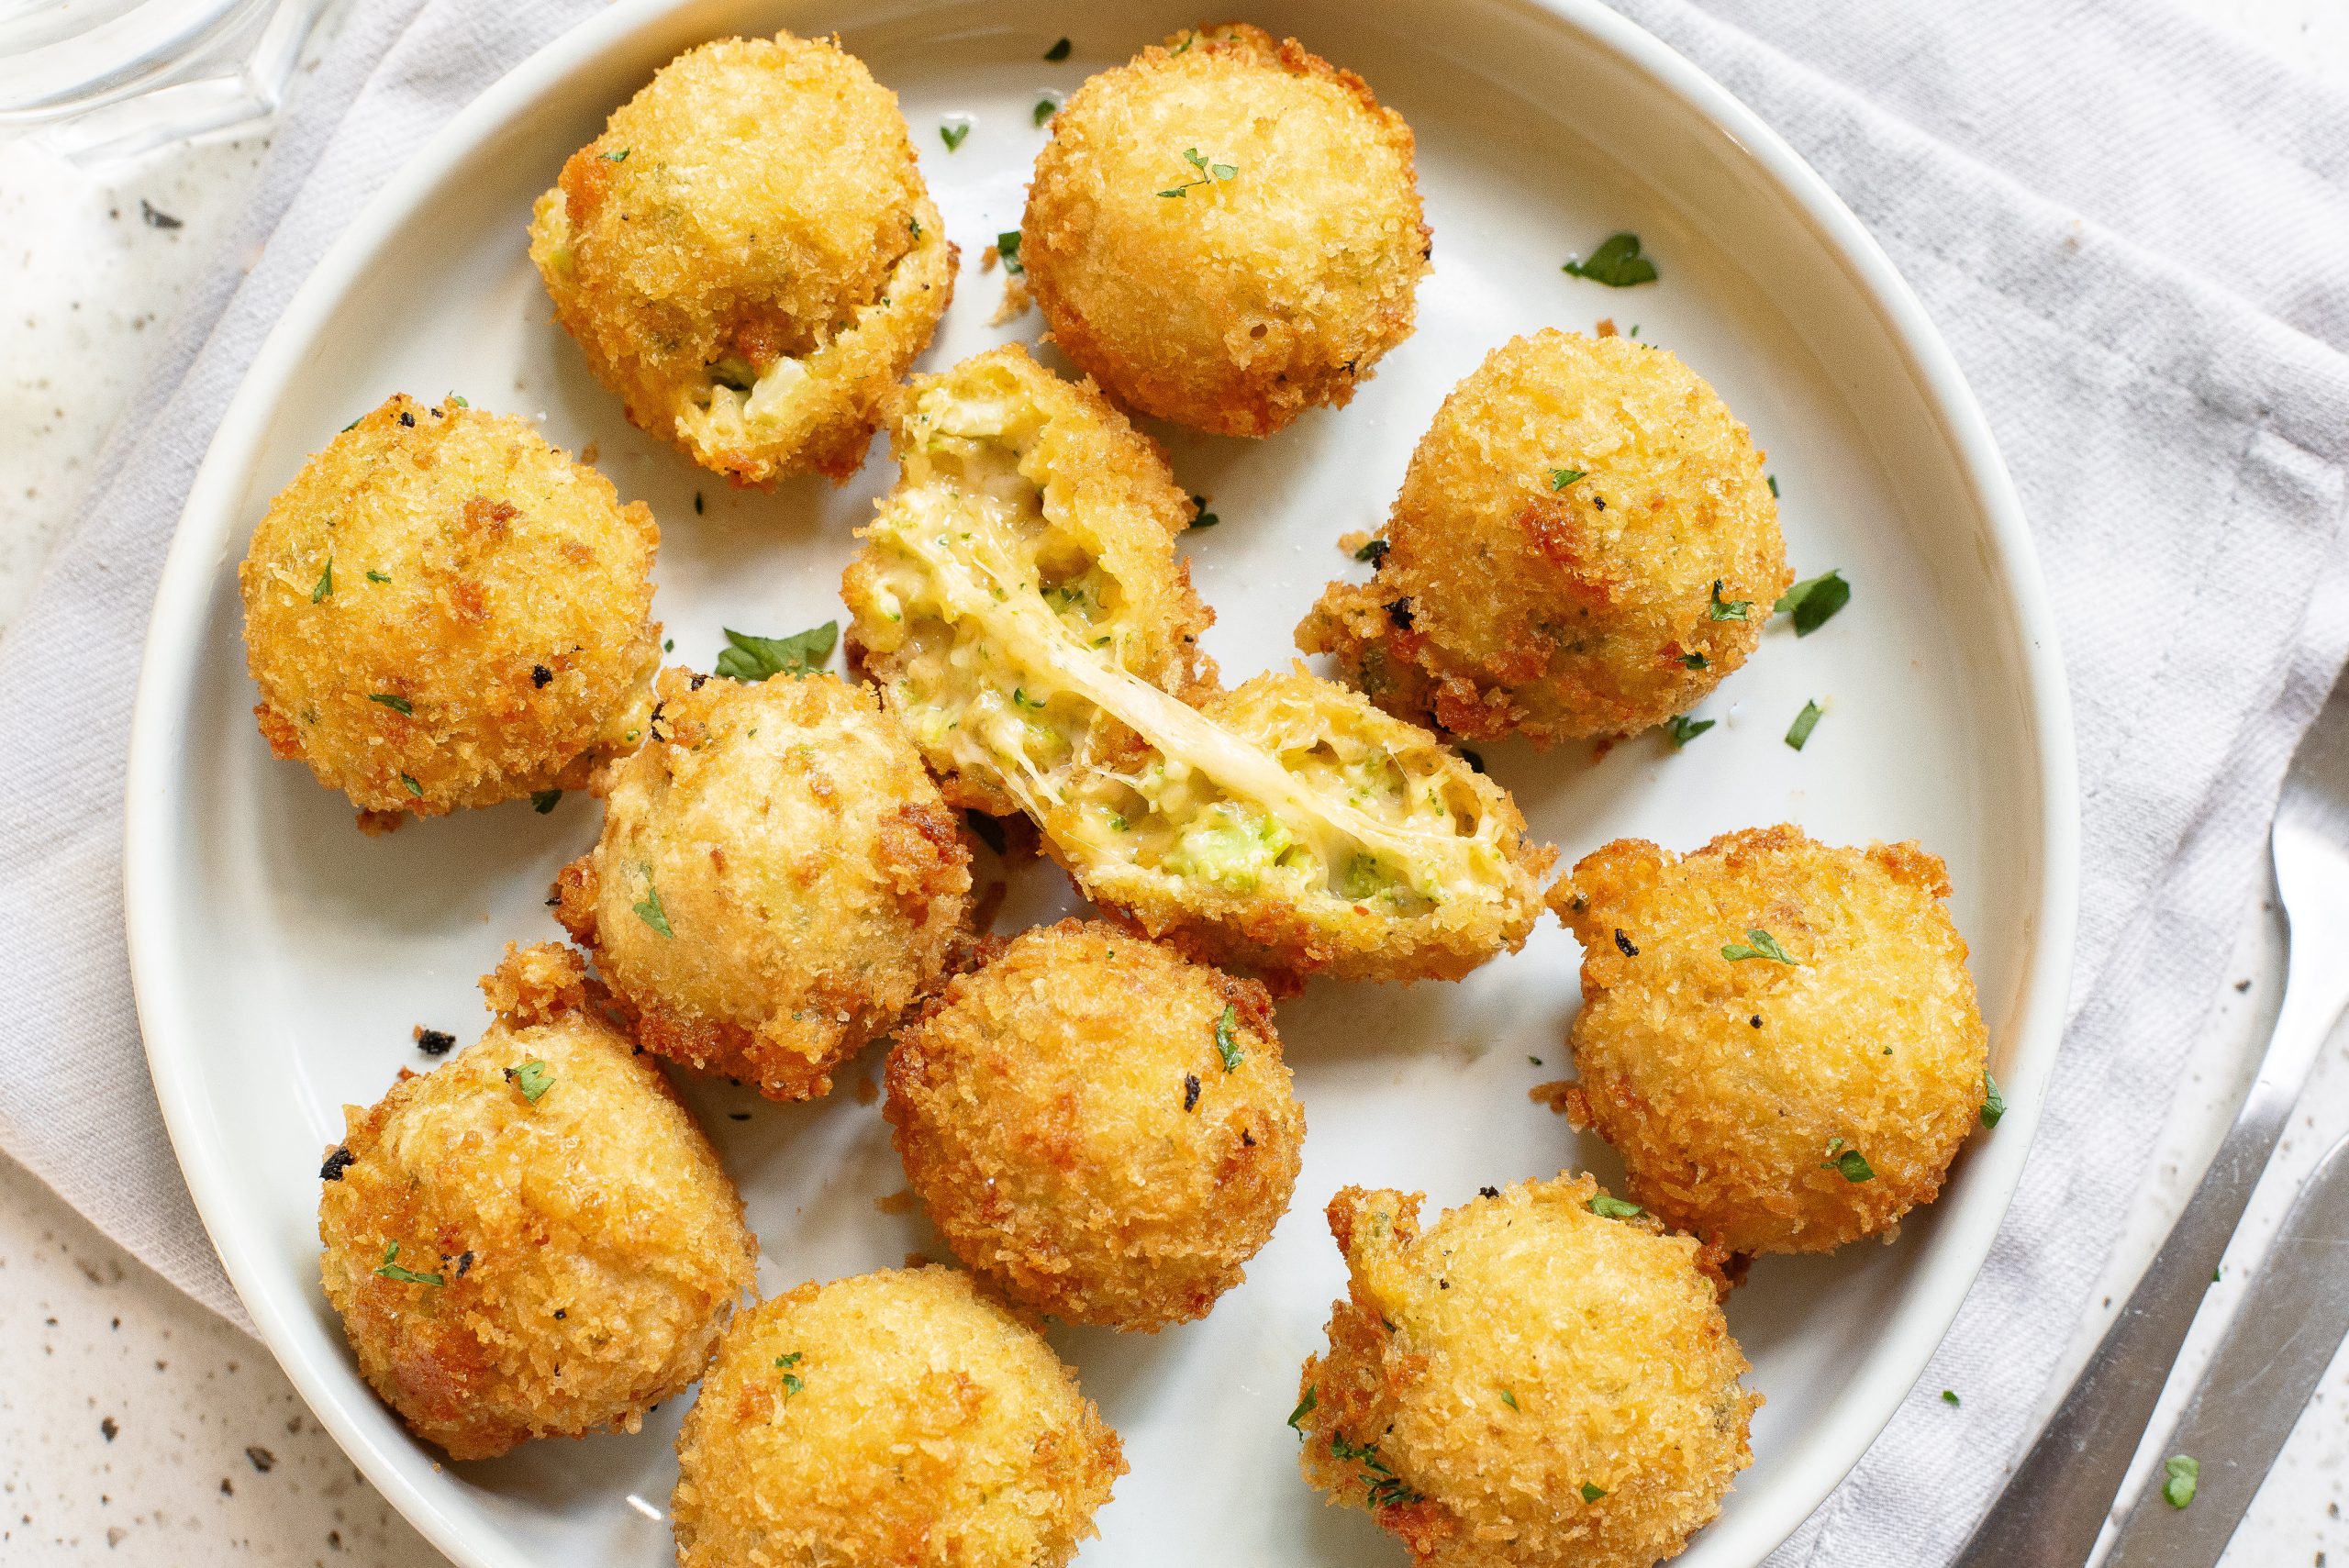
[446,394,469,408]
[1499,1389,1519,1410]
[1354,537,1387,563]
[940,120,970,151]
[1820,1138,1875,1183]
[531,789,562,815]
[1775,569,1851,635]
[1942,1389,1961,1407]
[365,570,391,584]
[774,1351,806,1398]
[1160,146,1238,198]
[312,557,334,603]
[1581,1483,1609,1503]
[996,230,1024,275]
[509,1059,553,1103]
[1709,580,1751,620]
[1721,928,1797,964]
[1033,97,1057,127]
[1586,1195,1644,1221]
[340,416,362,432]
[1191,495,1219,528]
[1664,715,1714,748]
[373,1241,443,1287]
[1767,473,1780,498]
[1561,231,1657,287]
[634,877,674,939]
[1785,699,1824,751]
[1287,1385,1317,1434]
[367,693,413,715]
[1681,651,1709,669]
[1214,1004,1242,1072]
[398,773,422,798]
[2162,1454,2199,1509]
[716,621,838,682]
[1982,1071,2007,1128]
[602,148,629,162]
[1549,467,1586,491]
[1044,36,1072,61]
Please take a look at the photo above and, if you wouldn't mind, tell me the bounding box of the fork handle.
[1951,962,2349,1568]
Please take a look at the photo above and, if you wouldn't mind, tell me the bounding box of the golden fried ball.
[554,667,970,1102]
[1295,1176,1757,1568]
[1550,825,1991,1257]
[239,395,660,831]
[1298,329,1788,743]
[672,1266,1125,1568]
[317,943,754,1462]
[529,33,954,485]
[885,920,1305,1329]
[1019,23,1428,437]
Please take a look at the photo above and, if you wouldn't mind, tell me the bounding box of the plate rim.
[122,2,2083,1564]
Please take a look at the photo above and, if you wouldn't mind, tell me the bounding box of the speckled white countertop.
[4,3,2348,1564]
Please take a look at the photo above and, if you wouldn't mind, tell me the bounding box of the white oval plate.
[126,2,2078,1564]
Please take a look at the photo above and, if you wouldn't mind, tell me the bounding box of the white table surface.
[4,3,2346,1563]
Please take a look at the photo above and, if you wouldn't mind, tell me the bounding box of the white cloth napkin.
[0,0,2343,1562]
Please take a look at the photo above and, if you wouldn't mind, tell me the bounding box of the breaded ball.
[317,943,754,1462]
[885,920,1305,1329]
[672,1266,1125,1568]
[239,395,660,830]
[1550,825,1991,1257]
[1020,23,1428,436]
[554,667,970,1102]
[1298,330,1789,743]
[529,33,954,484]
[1295,1176,1757,1568]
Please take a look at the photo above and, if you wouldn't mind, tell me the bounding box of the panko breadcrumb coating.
[1550,826,1991,1258]
[1298,330,1788,743]
[672,1266,1125,1568]
[1296,1176,1757,1568]
[1020,23,1428,436]
[529,33,954,485]
[317,943,754,1462]
[885,920,1304,1329]
[554,667,970,1102]
[239,395,660,831]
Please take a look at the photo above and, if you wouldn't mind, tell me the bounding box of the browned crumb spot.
[1528,1079,1586,1121]
[1595,317,1618,337]
[874,1189,917,1215]
[853,1071,880,1106]
[356,808,407,836]
[991,275,1033,326]
[579,440,599,465]
[1337,528,1375,557]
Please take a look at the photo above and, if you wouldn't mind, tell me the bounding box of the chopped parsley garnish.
[716,621,837,682]
[1354,537,1387,564]
[1561,231,1656,287]
[1785,699,1824,751]
[1821,1138,1875,1182]
[1586,1195,1644,1220]
[1982,1071,2007,1128]
[532,789,562,815]
[446,394,469,408]
[1214,1004,1242,1072]
[373,1242,442,1287]
[1721,928,1796,964]
[1288,1386,1317,1433]
[1664,715,1714,748]
[1549,467,1586,490]
[311,557,333,602]
[1775,570,1851,635]
[1581,1482,1609,1503]
[1190,495,1219,528]
[940,119,970,151]
[1709,580,1751,620]
[1012,687,1046,709]
[774,1351,805,1398]
[1044,36,1072,61]
[2162,1454,2199,1508]
[367,693,412,715]
[1499,1389,1519,1410]
[996,230,1024,274]
[1171,29,1196,53]
[633,875,674,939]
[1159,146,1238,197]
[1034,96,1058,126]
[602,148,629,162]
[1767,473,1780,497]
[508,1060,553,1103]
[365,570,391,584]
[1942,1389,1961,1407]
[1681,651,1709,669]
[398,773,422,797]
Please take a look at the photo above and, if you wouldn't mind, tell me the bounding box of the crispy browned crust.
[1550,824,1987,1257]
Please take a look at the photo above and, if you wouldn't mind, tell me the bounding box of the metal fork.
[1952,667,2349,1568]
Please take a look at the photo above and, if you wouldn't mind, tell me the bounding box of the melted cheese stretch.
[863,474,1515,908]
